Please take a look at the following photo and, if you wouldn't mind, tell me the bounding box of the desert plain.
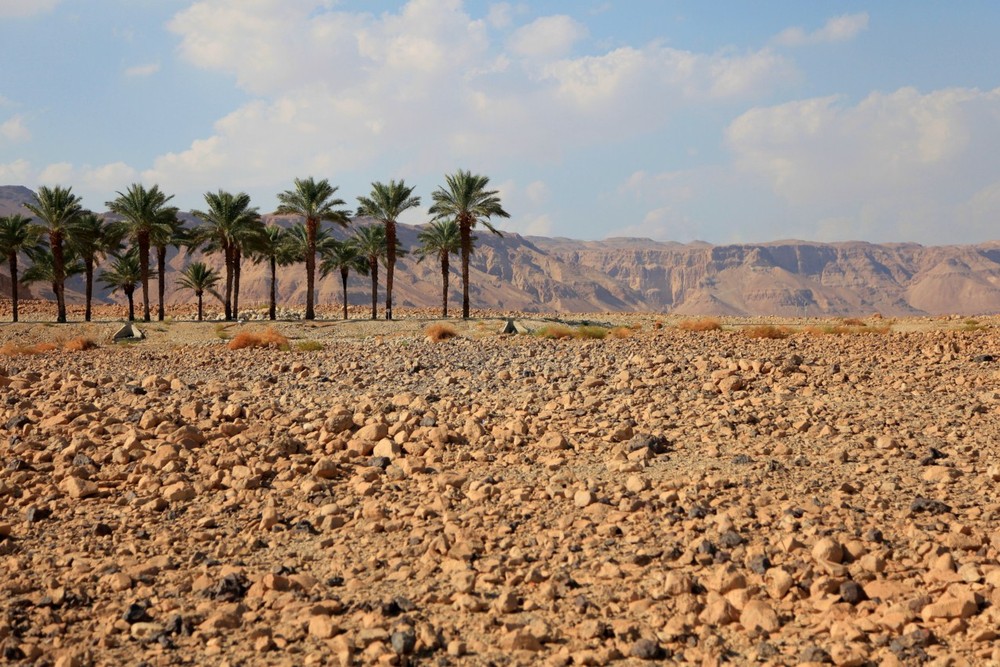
[1,305,1000,666]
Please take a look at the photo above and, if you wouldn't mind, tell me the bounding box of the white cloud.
[37,162,75,185]
[775,13,869,47]
[726,86,1000,242]
[508,15,587,60]
[0,159,31,183]
[487,2,513,29]
[0,0,60,18]
[524,180,549,204]
[148,1,793,205]
[124,62,161,78]
[0,115,30,142]
[82,162,138,193]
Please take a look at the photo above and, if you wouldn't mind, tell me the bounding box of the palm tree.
[23,246,85,315]
[176,261,221,322]
[0,214,44,322]
[320,239,369,320]
[70,212,123,322]
[151,208,185,322]
[100,250,148,322]
[351,225,406,320]
[22,185,84,323]
[416,219,464,318]
[190,190,262,321]
[275,177,351,320]
[105,183,175,322]
[248,225,297,321]
[356,180,420,321]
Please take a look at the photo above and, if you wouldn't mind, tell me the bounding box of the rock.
[910,496,952,514]
[390,628,416,655]
[812,537,844,564]
[60,477,97,499]
[740,600,780,633]
[839,580,866,605]
[629,638,664,660]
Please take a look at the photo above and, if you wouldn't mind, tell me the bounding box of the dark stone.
[165,614,187,636]
[123,602,151,624]
[93,523,114,537]
[3,646,25,660]
[126,385,147,395]
[627,434,669,454]
[390,629,417,655]
[419,416,436,427]
[910,496,952,515]
[4,415,31,430]
[72,453,97,468]
[6,458,31,471]
[839,580,866,605]
[25,507,51,523]
[864,528,884,543]
[687,505,710,519]
[206,574,248,602]
[756,641,779,659]
[696,539,716,556]
[719,531,744,548]
[732,454,753,465]
[798,645,832,663]
[973,354,995,363]
[629,638,664,660]
[326,576,344,587]
[889,628,935,659]
[749,555,771,575]
[293,520,318,534]
[368,456,391,469]
[765,459,785,473]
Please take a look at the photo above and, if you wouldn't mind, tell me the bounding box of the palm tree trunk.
[460,220,471,319]
[52,232,67,323]
[9,254,18,323]
[197,292,204,322]
[224,244,233,321]
[233,247,241,320]
[84,258,94,322]
[269,257,277,321]
[138,231,151,322]
[341,268,349,320]
[126,288,135,321]
[441,251,449,318]
[157,245,167,321]
[385,220,395,321]
[305,217,317,320]
[370,260,378,320]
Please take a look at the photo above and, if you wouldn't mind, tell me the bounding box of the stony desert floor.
[1,311,1000,666]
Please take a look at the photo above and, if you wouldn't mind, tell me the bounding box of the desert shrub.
[806,323,891,336]
[214,323,230,340]
[608,326,633,339]
[652,321,664,330]
[227,328,290,351]
[678,318,721,332]
[426,323,459,342]
[745,325,792,340]
[536,324,575,340]
[63,337,97,352]
[296,340,324,352]
[575,325,608,340]
[840,317,866,326]
[962,319,986,332]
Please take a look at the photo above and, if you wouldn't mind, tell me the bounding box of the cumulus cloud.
[774,13,869,47]
[726,86,1000,242]
[508,15,587,60]
[0,159,31,183]
[124,62,161,78]
[0,0,60,18]
[147,0,794,203]
[1,115,31,142]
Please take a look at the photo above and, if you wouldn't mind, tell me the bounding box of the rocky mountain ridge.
[3,185,1000,316]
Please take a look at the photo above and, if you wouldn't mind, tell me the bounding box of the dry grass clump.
[575,325,608,340]
[805,323,892,336]
[63,337,98,352]
[678,318,721,332]
[296,340,324,352]
[608,326,633,339]
[227,328,290,351]
[536,324,576,340]
[426,323,459,342]
[652,320,664,330]
[745,325,792,340]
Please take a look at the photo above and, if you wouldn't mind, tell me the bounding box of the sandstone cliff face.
[4,185,1000,316]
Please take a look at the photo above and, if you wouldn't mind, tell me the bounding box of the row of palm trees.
[0,170,509,323]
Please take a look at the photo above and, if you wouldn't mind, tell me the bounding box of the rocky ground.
[1,310,999,666]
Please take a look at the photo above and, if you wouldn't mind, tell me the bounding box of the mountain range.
[3,184,1000,316]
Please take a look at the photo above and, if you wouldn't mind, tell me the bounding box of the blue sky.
[2,1,999,245]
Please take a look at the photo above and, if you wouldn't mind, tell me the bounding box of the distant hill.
[3,184,1000,316]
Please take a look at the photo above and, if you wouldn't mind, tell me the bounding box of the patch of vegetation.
[575,325,609,340]
[296,340,324,352]
[63,337,98,352]
[961,319,986,332]
[426,323,459,342]
[227,328,290,351]
[745,325,792,340]
[608,326,633,339]
[214,323,230,340]
[677,318,722,332]
[1,337,98,355]
[535,324,576,340]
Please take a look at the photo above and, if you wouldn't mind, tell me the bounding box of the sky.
[1,1,999,245]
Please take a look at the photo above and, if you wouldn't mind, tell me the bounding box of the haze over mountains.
[4,185,1000,316]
